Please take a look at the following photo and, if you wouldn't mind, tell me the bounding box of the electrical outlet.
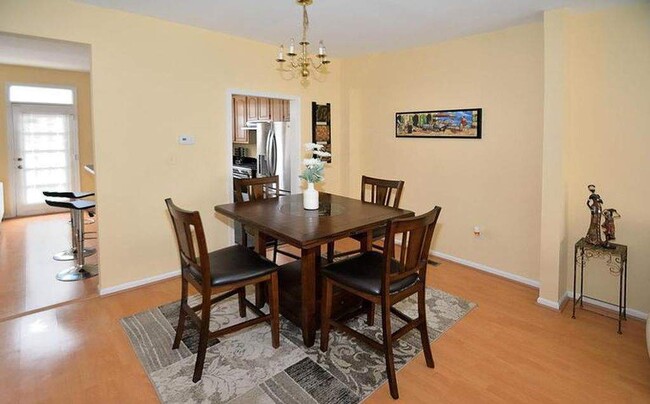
[178,135,195,145]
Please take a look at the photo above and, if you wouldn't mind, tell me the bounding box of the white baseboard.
[100,269,180,296]
[430,249,540,288]
[429,249,648,320]
[567,291,648,320]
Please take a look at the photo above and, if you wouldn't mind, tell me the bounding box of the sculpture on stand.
[602,208,621,249]
[584,184,620,248]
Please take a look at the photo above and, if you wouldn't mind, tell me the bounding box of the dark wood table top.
[215,193,413,249]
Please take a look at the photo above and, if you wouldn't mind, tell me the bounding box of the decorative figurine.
[585,184,604,246]
[602,208,621,249]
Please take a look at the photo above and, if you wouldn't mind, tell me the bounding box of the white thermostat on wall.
[178,135,195,145]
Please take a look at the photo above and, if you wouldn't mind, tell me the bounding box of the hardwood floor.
[0,213,98,321]
[0,239,648,403]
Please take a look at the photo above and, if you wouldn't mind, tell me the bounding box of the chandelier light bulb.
[276,45,286,62]
[288,38,296,56]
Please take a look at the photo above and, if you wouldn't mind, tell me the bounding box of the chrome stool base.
[56,264,98,281]
[53,247,97,261]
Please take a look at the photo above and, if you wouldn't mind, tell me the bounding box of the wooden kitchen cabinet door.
[282,100,290,121]
[258,97,271,120]
[246,96,258,121]
[233,95,249,143]
[271,99,283,122]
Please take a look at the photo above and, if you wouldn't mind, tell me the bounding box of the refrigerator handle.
[269,131,277,175]
[265,128,272,175]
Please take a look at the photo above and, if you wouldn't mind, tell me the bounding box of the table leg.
[359,230,372,253]
[579,247,585,308]
[618,265,623,334]
[300,246,320,347]
[255,230,270,308]
[572,244,578,319]
[623,258,628,320]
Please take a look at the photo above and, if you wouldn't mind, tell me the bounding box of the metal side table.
[572,237,628,334]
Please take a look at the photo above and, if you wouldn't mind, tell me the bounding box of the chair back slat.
[165,198,211,289]
[361,175,404,208]
[383,206,441,291]
[234,176,281,203]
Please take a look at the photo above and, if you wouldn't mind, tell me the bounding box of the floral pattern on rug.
[121,287,475,403]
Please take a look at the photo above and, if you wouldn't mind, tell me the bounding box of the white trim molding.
[536,292,570,311]
[567,291,648,320]
[430,249,540,288]
[100,269,180,296]
[430,248,648,319]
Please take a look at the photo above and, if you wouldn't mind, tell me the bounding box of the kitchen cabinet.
[271,99,291,122]
[233,95,249,144]
[246,96,258,121]
[258,97,271,120]
[282,100,290,121]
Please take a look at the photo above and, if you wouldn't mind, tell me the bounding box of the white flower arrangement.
[299,143,331,183]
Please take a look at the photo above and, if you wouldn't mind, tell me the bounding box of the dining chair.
[165,198,280,383]
[320,206,441,399]
[326,175,405,263]
[234,176,300,263]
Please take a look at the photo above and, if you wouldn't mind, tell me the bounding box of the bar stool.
[43,191,96,261]
[44,198,98,281]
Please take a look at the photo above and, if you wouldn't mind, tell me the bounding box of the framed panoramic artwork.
[395,108,482,139]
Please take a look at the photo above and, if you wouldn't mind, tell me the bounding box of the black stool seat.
[43,191,95,199]
[45,199,96,210]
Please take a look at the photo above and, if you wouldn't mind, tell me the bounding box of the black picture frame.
[395,108,482,139]
[312,102,332,163]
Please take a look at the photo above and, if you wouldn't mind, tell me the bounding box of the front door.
[10,104,79,216]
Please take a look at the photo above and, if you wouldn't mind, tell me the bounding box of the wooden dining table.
[214,192,413,347]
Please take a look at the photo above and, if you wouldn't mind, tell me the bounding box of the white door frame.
[5,90,80,217]
[224,89,302,244]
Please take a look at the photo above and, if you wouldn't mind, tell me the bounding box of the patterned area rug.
[121,287,475,403]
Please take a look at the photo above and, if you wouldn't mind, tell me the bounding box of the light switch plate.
[178,135,195,145]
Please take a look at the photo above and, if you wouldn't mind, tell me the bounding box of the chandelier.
[276,0,330,79]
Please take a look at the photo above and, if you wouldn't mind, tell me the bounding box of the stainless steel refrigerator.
[249,120,292,193]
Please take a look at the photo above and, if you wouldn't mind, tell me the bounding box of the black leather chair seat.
[45,199,96,210]
[188,245,277,287]
[321,251,418,295]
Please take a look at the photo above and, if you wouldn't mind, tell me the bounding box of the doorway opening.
[0,33,98,321]
[226,90,301,246]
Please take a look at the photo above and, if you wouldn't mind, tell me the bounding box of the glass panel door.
[11,104,78,216]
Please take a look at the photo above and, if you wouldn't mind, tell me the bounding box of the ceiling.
[76,0,638,57]
[0,33,90,72]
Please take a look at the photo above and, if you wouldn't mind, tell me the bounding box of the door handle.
[17,165,23,169]
[17,157,23,161]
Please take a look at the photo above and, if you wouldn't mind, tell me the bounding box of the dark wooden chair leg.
[192,301,211,383]
[320,278,333,352]
[418,285,435,368]
[172,278,188,349]
[268,273,280,348]
[237,287,247,318]
[272,240,278,263]
[326,241,335,264]
[381,298,399,399]
[366,302,375,326]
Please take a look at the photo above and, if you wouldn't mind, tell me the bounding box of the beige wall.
[0,64,94,214]
[0,0,345,289]
[565,4,650,313]
[342,23,545,281]
[1,0,647,315]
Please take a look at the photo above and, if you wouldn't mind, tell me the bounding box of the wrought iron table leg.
[572,245,578,319]
[623,259,628,321]
[579,247,585,308]
[618,266,623,334]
